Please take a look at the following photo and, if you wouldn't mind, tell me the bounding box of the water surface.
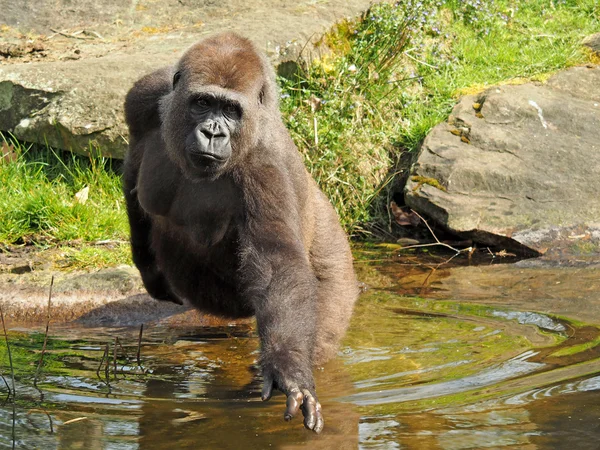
[1,246,600,449]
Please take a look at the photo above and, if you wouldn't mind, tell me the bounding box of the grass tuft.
[0,135,129,266]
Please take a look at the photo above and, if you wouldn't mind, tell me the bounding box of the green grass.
[0,0,598,266]
[0,137,127,244]
[0,135,130,267]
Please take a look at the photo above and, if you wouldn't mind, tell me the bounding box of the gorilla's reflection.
[137,356,359,449]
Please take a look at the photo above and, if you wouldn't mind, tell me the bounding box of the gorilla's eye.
[223,103,241,120]
[196,98,211,109]
[173,71,181,89]
[190,97,212,115]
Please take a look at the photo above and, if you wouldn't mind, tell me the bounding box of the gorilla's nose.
[199,121,226,139]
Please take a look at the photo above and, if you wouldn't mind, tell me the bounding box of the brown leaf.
[306,95,322,113]
[1,142,17,164]
[390,201,421,227]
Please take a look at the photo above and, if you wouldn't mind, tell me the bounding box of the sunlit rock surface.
[405,65,600,256]
[0,0,380,158]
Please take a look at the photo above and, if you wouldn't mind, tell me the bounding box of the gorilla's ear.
[173,71,182,89]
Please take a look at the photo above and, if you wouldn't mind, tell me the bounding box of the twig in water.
[34,276,53,391]
[136,324,144,369]
[32,276,55,433]
[0,373,10,394]
[63,417,88,425]
[115,337,131,364]
[102,342,112,396]
[400,211,472,254]
[0,305,16,450]
[113,337,118,378]
[95,343,112,395]
[96,343,108,379]
[104,343,110,381]
[0,307,15,397]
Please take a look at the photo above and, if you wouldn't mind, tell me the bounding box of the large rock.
[405,65,600,256]
[583,33,600,55]
[0,0,379,158]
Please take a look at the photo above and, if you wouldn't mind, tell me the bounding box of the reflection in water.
[2,249,600,448]
[342,352,545,406]
[491,311,566,332]
[359,416,401,449]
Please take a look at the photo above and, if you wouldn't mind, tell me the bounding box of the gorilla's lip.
[188,150,227,163]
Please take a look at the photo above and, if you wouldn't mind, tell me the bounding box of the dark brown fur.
[123,33,358,433]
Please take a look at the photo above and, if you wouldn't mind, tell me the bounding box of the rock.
[0,0,380,158]
[0,56,153,157]
[0,263,248,326]
[405,65,600,256]
[583,32,600,55]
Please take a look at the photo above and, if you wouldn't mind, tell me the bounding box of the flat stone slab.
[0,265,250,327]
[405,65,600,256]
[0,0,379,157]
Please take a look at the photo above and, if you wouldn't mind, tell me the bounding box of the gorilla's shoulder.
[125,67,173,137]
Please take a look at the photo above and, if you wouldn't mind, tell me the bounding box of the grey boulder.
[405,65,600,255]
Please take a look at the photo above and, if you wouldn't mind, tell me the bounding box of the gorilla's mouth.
[191,151,226,161]
[187,150,227,168]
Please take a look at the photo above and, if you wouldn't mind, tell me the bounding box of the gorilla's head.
[160,33,279,179]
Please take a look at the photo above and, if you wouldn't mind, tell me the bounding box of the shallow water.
[2,247,600,449]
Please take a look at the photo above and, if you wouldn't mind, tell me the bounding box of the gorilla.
[123,32,358,433]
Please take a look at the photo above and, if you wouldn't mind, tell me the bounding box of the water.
[1,246,600,449]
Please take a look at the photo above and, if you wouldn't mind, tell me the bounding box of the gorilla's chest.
[137,145,240,246]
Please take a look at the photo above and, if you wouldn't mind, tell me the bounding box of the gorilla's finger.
[302,393,318,430]
[261,373,273,401]
[284,390,303,421]
[301,390,323,432]
[314,406,324,434]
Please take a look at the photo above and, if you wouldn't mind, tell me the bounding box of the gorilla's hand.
[261,366,324,433]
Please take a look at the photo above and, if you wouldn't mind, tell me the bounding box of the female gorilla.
[123,32,358,433]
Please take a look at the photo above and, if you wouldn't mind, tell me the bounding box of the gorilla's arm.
[238,166,324,432]
[123,144,182,304]
[123,68,182,304]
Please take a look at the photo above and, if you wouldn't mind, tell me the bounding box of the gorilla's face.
[161,71,249,179]
[160,37,274,180]
[184,89,242,174]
